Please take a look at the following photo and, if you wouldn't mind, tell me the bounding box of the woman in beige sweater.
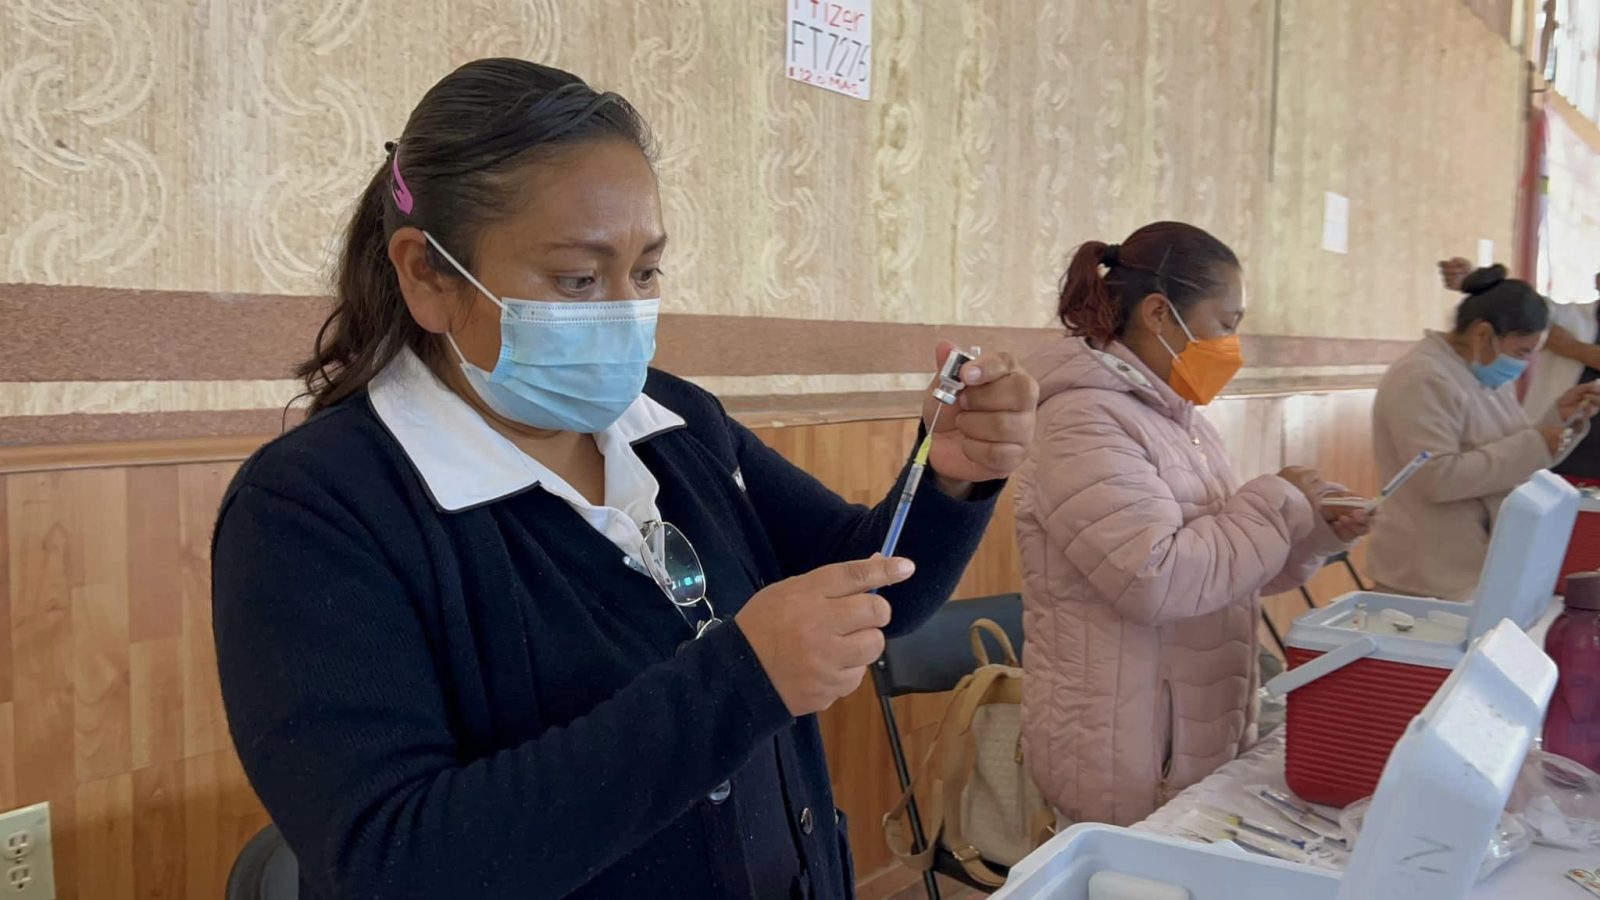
[1369,265,1599,600]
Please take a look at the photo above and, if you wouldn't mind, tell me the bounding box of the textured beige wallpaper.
[1,0,1522,337]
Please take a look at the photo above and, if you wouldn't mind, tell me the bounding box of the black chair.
[1261,550,1368,656]
[871,593,1025,900]
[226,825,298,900]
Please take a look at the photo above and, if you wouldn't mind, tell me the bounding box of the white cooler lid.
[1334,619,1557,900]
[1465,470,1579,641]
[1275,471,1579,675]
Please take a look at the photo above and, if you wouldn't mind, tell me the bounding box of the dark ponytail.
[1055,221,1240,345]
[300,170,407,413]
[297,58,656,414]
[1452,264,1547,336]
[1056,241,1121,346]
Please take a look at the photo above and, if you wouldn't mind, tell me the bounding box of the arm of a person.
[1377,373,1550,504]
[1262,504,1349,596]
[212,484,792,900]
[731,420,997,639]
[1035,418,1318,626]
[1546,325,1600,369]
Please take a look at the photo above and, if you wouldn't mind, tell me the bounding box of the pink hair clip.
[390,146,415,215]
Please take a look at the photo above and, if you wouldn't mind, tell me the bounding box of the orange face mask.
[1160,306,1243,406]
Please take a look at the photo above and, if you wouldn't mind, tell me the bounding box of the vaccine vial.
[933,347,980,406]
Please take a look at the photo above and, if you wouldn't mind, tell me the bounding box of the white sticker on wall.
[1478,238,1495,268]
[786,0,873,101]
[1322,192,1349,255]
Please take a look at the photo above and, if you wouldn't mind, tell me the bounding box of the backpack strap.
[882,672,976,871]
[968,618,1019,668]
[1030,807,1058,849]
[882,740,940,873]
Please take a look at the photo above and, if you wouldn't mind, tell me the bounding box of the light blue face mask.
[1470,335,1528,389]
[425,233,658,433]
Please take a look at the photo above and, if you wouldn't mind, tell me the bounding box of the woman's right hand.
[1439,257,1474,291]
[736,556,915,716]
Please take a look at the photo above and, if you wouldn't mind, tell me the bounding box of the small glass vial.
[1351,602,1369,631]
[932,347,979,405]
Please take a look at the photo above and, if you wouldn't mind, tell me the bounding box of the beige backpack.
[881,619,1055,887]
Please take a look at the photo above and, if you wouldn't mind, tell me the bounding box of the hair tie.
[1102,244,1121,268]
[1462,263,1508,296]
[389,144,415,215]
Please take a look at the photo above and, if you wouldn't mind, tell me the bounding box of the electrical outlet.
[0,803,53,898]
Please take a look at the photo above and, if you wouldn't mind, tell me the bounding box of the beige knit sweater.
[1368,332,1574,600]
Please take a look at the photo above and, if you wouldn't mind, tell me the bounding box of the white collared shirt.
[368,348,686,561]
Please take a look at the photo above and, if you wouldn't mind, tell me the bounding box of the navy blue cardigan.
[212,371,997,899]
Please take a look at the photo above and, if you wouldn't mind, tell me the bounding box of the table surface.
[1136,732,1598,898]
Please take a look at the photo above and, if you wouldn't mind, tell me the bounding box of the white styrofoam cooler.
[991,619,1558,900]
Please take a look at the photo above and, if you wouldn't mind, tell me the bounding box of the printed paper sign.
[1478,238,1495,268]
[786,0,873,101]
[1321,192,1349,255]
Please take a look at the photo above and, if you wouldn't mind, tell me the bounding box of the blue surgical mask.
[424,233,658,433]
[1470,336,1528,389]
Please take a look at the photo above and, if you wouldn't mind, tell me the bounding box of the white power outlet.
[0,803,54,899]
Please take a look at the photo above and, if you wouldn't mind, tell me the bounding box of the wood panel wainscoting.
[0,390,1377,900]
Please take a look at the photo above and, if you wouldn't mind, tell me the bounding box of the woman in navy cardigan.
[211,58,1038,899]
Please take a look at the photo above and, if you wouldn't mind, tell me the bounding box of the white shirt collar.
[368,348,686,514]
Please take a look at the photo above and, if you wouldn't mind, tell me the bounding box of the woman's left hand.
[922,342,1039,495]
[1558,382,1600,423]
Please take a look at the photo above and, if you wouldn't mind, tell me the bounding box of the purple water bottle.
[1545,571,1600,769]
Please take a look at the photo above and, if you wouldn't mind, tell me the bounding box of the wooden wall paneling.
[0,476,10,706]
[10,472,84,899]
[0,704,14,812]
[133,760,188,900]
[177,464,237,761]
[74,471,133,786]
[76,773,135,900]
[127,467,182,642]
[2,464,268,900]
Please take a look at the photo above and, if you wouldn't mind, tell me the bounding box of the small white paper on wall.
[785,0,873,101]
[1322,192,1349,255]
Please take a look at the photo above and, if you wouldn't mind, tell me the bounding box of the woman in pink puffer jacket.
[1016,222,1370,827]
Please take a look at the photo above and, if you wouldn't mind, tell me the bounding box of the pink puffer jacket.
[1016,338,1345,826]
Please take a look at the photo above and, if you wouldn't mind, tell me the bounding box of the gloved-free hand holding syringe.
[1322,450,1430,515]
[877,347,979,560]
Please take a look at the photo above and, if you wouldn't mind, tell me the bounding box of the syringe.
[878,345,978,559]
[878,411,939,559]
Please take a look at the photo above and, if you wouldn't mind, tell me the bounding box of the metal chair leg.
[1261,609,1288,657]
[878,693,941,900]
[1299,585,1317,611]
[1342,557,1367,591]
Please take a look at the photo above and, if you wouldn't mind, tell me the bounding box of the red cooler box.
[1266,470,1579,808]
[1557,487,1600,593]
[995,620,1557,900]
